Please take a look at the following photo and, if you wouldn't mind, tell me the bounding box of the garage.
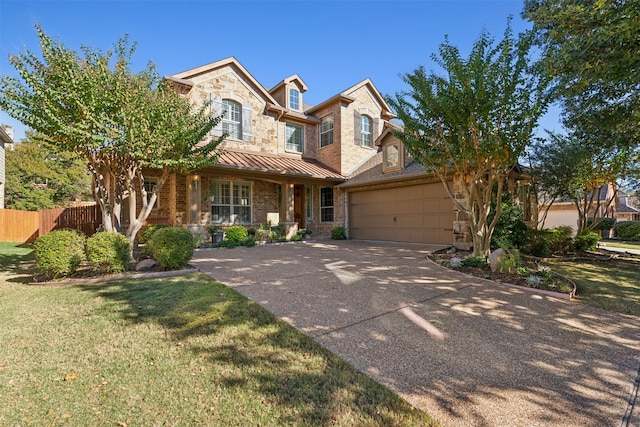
[348,181,454,245]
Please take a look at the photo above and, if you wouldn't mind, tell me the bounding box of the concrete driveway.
[192,240,640,427]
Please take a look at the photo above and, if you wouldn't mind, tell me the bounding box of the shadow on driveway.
[192,240,640,427]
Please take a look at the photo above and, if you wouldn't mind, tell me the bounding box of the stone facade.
[156,58,395,238]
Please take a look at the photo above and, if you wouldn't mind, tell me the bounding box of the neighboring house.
[616,190,640,222]
[540,184,619,231]
[0,125,14,209]
[128,57,394,238]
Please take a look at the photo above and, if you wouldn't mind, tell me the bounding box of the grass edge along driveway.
[0,245,440,427]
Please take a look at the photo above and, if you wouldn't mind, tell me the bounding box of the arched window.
[222,100,242,140]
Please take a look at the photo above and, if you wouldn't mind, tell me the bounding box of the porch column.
[188,174,201,224]
[282,183,295,222]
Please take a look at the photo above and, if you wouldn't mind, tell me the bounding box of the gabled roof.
[375,121,403,146]
[341,79,396,120]
[0,126,13,144]
[170,57,279,106]
[269,74,308,93]
[305,78,396,119]
[214,149,344,181]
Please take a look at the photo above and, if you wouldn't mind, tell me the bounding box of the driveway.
[192,240,640,427]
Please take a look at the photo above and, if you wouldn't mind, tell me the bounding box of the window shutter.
[354,111,361,146]
[242,104,253,143]
[210,93,223,137]
[373,117,380,143]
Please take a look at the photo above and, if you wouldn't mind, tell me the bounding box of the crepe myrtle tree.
[387,22,551,257]
[0,25,225,254]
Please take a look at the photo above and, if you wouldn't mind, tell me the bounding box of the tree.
[523,0,640,174]
[4,130,92,210]
[387,23,550,257]
[0,25,224,251]
[529,133,622,231]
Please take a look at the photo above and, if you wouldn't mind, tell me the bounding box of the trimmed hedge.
[138,224,170,244]
[146,226,194,269]
[86,231,131,273]
[33,229,86,279]
[331,226,346,240]
[225,226,248,244]
[615,221,640,241]
[573,230,601,251]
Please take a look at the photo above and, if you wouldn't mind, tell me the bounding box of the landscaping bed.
[429,249,575,295]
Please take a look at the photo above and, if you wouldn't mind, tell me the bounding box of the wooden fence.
[0,205,102,243]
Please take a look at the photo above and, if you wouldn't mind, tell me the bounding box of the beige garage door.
[349,182,454,245]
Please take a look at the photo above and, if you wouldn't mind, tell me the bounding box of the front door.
[294,184,304,228]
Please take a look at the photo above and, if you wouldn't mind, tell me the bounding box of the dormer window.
[383,142,403,173]
[289,89,299,110]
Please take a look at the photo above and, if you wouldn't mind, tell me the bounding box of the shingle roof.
[214,149,345,181]
[617,203,640,214]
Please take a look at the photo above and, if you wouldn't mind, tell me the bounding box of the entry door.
[294,184,304,228]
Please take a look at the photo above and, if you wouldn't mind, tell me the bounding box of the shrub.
[146,226,194,269]
[573,230,601,251]
[225,226,248,244]
[331,226,346,240]
[138,224,169,244]
[547,226,574,254]
[615,221,640,241]
[526,230,551,258]
[490,202,530,250]
[462,256,488,268]
[86,231,131,273]
[33,229,86,279]
[588,217,616,231]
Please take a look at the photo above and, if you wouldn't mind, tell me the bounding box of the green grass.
[599,240,640,251]
[546,257,640,316]
[0,243,438,426]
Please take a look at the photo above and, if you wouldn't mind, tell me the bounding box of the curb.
[424,256,577,301]
[29,267,200,286]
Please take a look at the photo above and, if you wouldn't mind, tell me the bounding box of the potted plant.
[207,225,224,243]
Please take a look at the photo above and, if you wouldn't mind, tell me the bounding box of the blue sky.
[0,0,562,142]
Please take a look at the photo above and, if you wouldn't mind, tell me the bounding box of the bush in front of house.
[33,229,86,279]
[525,226,574,257]
[331,226,346,240]
[490,202,530,250]
[138,224,169,244]
[615,221,640,241]
[573,230,601,252]
[146,226,194,269]
[225,226,248,244]
[86,231,131,273]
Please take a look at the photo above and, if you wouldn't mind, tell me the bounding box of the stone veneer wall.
[340,85,382,174]
[451,173,472,250]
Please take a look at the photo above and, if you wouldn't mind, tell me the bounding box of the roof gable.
[169,57,278,105]
[269,74,308,94]
[341,79,395,120]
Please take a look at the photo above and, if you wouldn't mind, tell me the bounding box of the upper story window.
[383,143,402,172]
[289,89,300,111]
[361,115,373,148]
[222,100,242,140]
[286,122,304,153]
[320,115,334,147]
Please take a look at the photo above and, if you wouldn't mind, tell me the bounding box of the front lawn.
[0,242,437,426]
[546,256,640,316]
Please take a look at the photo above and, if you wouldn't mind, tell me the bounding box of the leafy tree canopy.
[0,25,224,250]
[4,130,92,211]
[387,21,551,256]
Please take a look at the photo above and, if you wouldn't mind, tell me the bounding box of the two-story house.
[141,57,396,239]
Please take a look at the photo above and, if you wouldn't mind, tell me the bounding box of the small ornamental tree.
[387,22,550,257]
[0,25,225,258]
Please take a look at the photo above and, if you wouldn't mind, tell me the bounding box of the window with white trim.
[361,115,372,148]
[143,177,159,209]
[289,89,299,110]
[320,116,334,147]
[286,122,304,153]
[320,187,334,222]
[222,100,242,140]
[210,179,251,224]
